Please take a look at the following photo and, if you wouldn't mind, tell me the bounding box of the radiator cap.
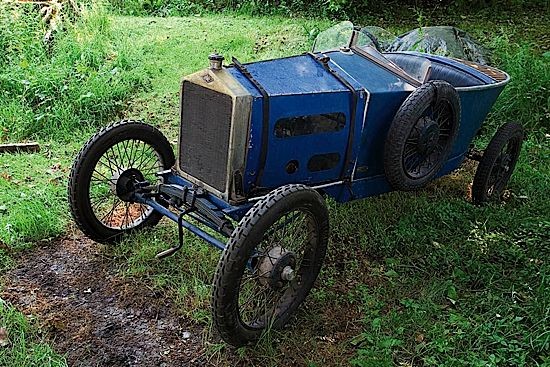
[208,52,224,70]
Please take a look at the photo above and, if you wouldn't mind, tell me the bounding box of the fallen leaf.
[0,172,11,181]
[0,327,9,347]
[317,335,336,343]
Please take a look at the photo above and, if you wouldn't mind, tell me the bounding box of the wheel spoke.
[134,144,151,169]
[128,139,138,167]
[103,147,124,172]
[237,208,317,327]
[136,150,159,174]
[92,168,113,183]
[86,138,161,230]
[100,196,121,224]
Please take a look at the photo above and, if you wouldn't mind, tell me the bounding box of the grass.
[0,3,549,366]
[0,2,149,142]
[0,142,74,251]
[0,300,67,367]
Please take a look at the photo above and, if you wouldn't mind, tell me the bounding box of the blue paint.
[135,193,227,250]
[228,54,366,190]
[157,48,509,252]
[226,50,507,204]
[229,55,350,96]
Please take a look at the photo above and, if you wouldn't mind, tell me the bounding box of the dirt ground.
[2,235,207,367]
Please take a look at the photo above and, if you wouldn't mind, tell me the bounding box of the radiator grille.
[179,81,233,192]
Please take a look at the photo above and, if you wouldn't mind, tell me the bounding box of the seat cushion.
[384,52,485,87]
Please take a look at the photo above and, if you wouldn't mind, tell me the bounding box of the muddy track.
[2,234,207,366]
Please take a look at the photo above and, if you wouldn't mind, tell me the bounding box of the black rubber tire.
[384,80,461,191]
[212,184,329,347]
[68,120,175,244]
[472,122,524,204]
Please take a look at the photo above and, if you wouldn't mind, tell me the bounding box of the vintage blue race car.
[69,22,524,346]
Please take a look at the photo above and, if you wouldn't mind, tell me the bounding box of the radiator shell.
[177,68,252,203]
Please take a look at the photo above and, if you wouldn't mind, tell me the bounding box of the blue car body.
[223,51,508,203]
[139,28,510,246]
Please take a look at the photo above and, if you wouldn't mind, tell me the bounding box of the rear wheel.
[212,184,329,347]
[472,122,524,204]
[68,120,175,243]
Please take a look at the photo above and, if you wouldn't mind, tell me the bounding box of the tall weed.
[489,36,550,132]
[108,0,549,18]
[0,2,149,142]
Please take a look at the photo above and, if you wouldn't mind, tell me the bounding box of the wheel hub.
[257,246,296,289]
[417,118,440,155]
[110,168,145,201]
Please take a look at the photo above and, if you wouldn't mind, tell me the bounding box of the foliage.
[0,1,149,142]
[107,0,549,18]
[489,37,549,132]
[0,143,71,251]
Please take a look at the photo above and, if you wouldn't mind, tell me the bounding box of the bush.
[489,37,549,132]
[107,0,549,18]
[0,2,149,142]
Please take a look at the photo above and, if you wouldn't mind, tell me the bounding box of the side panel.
[325,51,415,180]
[261,91,352,187]
[352,90,410,179]
[228,55,366,193]
[450,85,506,157]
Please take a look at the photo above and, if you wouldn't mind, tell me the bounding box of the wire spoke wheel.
[89,139,162,230]
[238,209,314,328]
[69,120,175,243]
[384,80,460,191]
[213,184,329,347]
[402,100,452,179]
[472,122,523,204]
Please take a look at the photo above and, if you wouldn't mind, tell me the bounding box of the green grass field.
[0,3,548,366]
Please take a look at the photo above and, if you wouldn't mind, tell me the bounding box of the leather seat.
[384,52,485,87]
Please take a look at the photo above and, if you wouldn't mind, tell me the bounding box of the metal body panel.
[227,55,367,193]
[323,51,418,180]
[231,55,351,96]
[175,49,508,208]
[263,92,350,186]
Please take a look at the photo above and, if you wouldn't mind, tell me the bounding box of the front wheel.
[68,120,175,243]
[212,184,329,347]
[472,122,524,204]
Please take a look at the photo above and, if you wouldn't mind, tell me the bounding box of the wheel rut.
[2,233,207,367]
